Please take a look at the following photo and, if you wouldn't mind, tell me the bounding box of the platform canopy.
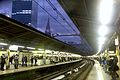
[58,0,120,53]
[0,14,89,55]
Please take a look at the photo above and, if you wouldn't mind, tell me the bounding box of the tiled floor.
[86,60,113,80]
[51,60,120,80]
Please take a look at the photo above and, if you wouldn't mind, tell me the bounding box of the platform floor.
[86,60,120,80]
[0,60,81,76]
[0,64,51,75]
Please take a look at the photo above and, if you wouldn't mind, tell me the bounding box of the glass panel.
[0,0,92,52]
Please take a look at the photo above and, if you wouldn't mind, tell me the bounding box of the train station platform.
[0,64,50,76]
[1,59,120,80]
[86,60,120,80]
[0,59,81,76]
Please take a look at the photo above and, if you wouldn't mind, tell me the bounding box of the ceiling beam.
[71,15,99,24]
[83,0,89,16]
[12,31,30,39]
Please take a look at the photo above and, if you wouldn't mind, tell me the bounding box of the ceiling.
[58,0,120,53]
[0,14,86,55]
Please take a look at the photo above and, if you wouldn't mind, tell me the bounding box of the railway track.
[34,59,94,80]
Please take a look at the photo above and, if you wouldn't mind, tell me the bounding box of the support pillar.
[43,45,46,65]
[6,49,10,69]
[115,35,120,65]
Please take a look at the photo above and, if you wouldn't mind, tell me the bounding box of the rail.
[34,59,94,80]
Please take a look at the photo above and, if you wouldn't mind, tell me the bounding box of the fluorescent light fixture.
[6,14,10,17]
[32,51,43,53]
[9,45,18,51]
[99,0,114,24]
[98,41,104,45]
[98,37,106,52]
[98,37,106,43]
[38,48,43,51]
[98,25,109,36]
[18,46,25,48]
[0,42,8,45]
[46,50,52,53]
[98,37,106,53]
[26,47,35,50]
[14,45,25,48]
[115,38,119,45]
[98,44,102,52]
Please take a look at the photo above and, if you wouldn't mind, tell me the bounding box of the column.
[43,45,46,65]
[115,35,120,65]
[6,49,10,69]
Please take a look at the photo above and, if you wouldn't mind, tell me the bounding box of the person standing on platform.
[9,56,13,64]
[109,56,119,80]
[99,57,102,66]
[0,54,6,71]
[24,56,27,67]
[22,55,25,67]
[14,54,19,69]
[30,56,34,66]
[103,57,107,72]
[43,57,46,64]
[34,56,37,66]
